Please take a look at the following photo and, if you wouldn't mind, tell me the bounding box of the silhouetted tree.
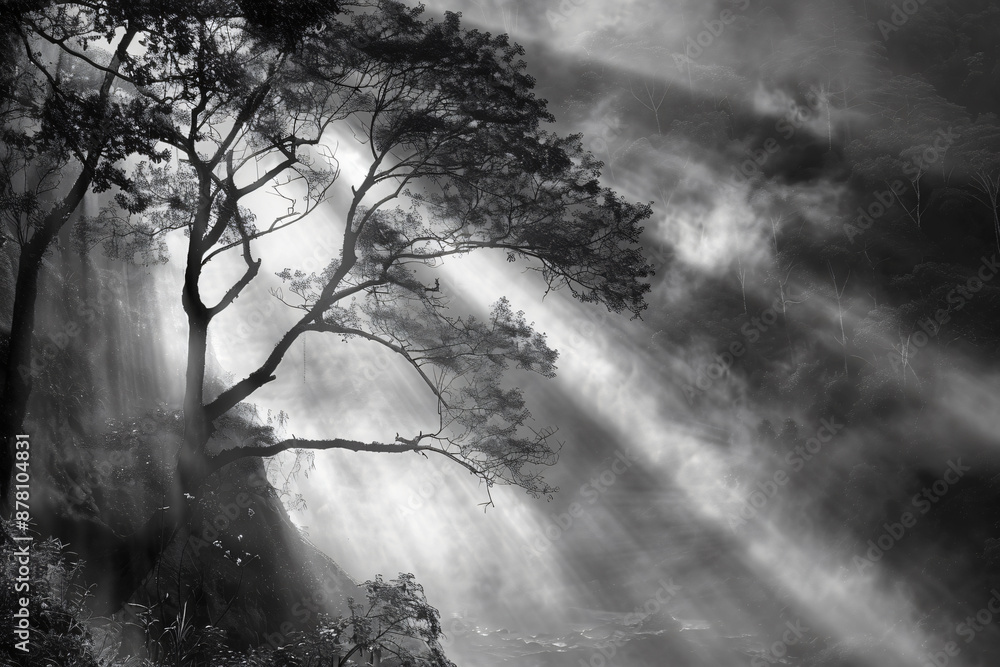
[7,0,653,610]
[0,0,344,512]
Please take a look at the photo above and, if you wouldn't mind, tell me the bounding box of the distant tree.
[827,260,851,377]
[331,573,455,667]
[233,573,454,667]
[950,115,1000,253]
[766,214,805,348]
[760,0,886,148]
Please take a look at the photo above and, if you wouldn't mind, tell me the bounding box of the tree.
[0,0,345,511]
[950,115,1000,253]
[228,573,455,666]
[330,573,455,667]
[760,0,886,149]
[7,0,653,609]
[827,260,850,378]
[177,0,650,499]
[0,0,165,510]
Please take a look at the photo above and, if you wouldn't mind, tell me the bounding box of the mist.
[6,1,1000,666]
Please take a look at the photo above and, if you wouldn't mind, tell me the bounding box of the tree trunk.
[0,27,135,513]
[0,179,92,513]
[180,312,211,485]
[0,242,47,513]
[93,273,218,612]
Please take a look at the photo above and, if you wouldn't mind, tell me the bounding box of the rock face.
[30,403,361,656]
[121,455,359,654]
[6,244,362,656]
[0,239,15,331]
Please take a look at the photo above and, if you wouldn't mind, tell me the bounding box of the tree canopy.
[0,7,656,636]
[1,0,653,510]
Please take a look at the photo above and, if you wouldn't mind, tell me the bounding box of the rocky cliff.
[4,239,362,658]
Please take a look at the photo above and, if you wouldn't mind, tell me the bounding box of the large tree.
[3,0,654,609]
[0,0,344,511]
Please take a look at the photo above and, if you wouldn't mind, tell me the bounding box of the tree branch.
[305,321,449,408]
[206,435,485,481]
[207,257,261,318]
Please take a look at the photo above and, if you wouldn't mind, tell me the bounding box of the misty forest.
[2,0,1000,665]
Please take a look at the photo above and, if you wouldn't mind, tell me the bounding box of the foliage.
[19,0,653,504]
[0,521,101,666]
[238,573,456,667]
[1,522,452,666]
[4,0,655,511]
[2,0,653,662]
